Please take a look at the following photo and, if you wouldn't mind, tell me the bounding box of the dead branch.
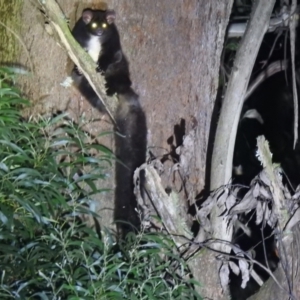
[134,163,193,249]
[256,136,289,229]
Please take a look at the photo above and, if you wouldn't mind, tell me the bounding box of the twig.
[244,60,287,102]
[289,0,298,148]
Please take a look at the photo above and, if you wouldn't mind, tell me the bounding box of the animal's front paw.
[96,66,105,74]
[74,66,83,76]
[105,84,116,96]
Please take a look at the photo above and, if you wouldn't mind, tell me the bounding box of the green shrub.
[0,68,201,299]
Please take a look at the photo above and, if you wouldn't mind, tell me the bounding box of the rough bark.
[121,2,234,297]
[0,0,22,64]
[116,0,233,197]
[120,2,234,298]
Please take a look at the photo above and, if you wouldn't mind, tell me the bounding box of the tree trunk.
[117,1,234,297]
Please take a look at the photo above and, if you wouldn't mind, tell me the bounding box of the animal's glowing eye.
[91,22,97,29]
[102,23,107,28]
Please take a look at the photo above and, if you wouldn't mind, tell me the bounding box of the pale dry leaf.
[267,209,277,228]
[239,258,250,288]
[197,196,215,233]
[216,188,229,206]
[283,185,291,200]
[231,246,251,288]
[259,170,271,186]
[219,263,230,293]
[230,190,257,215]
[293,185,300,197]
[229,261,240,276]
[215,187,228,200]
[232,245,244,255]
[226,189,239,211]
[262,202,271,225]
[260,184,271,199]
[284,206,300,232]
[199,196,216,216]
[234,218,252,237]
[217,188,231,217]
[256,201,263,225]
[250,269,264,286]
[253,182,260,198]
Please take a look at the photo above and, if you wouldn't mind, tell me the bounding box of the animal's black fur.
[72,8,147,238]
[114,88,147,237]
[71,9,132,111]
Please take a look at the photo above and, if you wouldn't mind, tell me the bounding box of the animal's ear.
[82,9,93,24]
[106,10,116,24]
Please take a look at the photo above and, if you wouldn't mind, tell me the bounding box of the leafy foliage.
[0,68,201,299]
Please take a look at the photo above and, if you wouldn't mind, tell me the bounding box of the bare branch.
[289,0,298,148]
[211,0,276,190]
[209,3,277,275]
[135,163,193,249]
